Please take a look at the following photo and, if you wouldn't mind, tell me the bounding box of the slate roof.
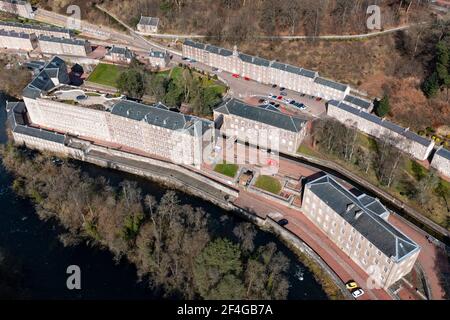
[2,0,29,5]
[7,101,66,144]
[110,100,203,133]
[107,45,133,59]
[183,39,206,50]
[0,21,72,36]
[306,175,419,262]
[344,95,373,110]
[22,56,70,99]
[214,99,307,133]
[149,50,166,58]
[138,16,159,27]
[0,29,33,39]
[38,35,88,46]
[314,77,348,92]
[328,100,433,147]
[435,147,450,160]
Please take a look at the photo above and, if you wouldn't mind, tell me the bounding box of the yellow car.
[345,280,359,291]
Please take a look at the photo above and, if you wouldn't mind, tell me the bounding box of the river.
[0,94,327,300]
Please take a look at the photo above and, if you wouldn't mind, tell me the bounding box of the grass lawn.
[255,175,282,195]
[214,162,239,178]
[156,67,227,95]
[87,63,125,87]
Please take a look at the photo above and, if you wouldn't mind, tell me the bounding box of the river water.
[0,95,326,299]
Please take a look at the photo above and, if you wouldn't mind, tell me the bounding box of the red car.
[232,74,240,78]
[277,96,283,100]
[244,76,250,81]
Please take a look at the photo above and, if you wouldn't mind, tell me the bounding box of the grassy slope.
[86,63,125,87]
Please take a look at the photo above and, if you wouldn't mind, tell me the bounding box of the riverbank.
[0,142,328,300]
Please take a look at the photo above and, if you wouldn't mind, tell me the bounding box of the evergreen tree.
[375,95,390,117]
[422,72,440,98]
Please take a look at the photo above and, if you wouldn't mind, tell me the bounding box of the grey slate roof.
[183,39,205,50]
[306,175,419,262]
[149,50,166,58]
[110,100,199,133]
[314,77,348,92]
[214,99,307,133]
[107,45,133,59]
[329,100,432,147]
[38,34,88,46]
[436,147,450,160]
[344,95,373,110]
[0,28,33,39]
[0,21,72,35]
[23,56,70,99]
[138,16,159,27]
[2,0,28,5]
[7,101,66,144]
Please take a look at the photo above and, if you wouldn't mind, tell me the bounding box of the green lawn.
[254,175,282,195]
[87,63,125,87]
[214,162,239,178]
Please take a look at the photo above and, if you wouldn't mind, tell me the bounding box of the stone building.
[7,101,83,158]
[0,21,72,38]
[104,45,134,64]
[182,40,350,101]
[148,49,170,68]
[38,35,92,56]
[0,0,34,19]
[136,16,159,33]
[0,29,37,51]
[214,99,308,154]
[431,147,450,178]
[302,174,420,289]
[21,56,211,167]
[327,100,434,161]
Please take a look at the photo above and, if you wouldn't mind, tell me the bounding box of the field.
[254,175,282,195]
[214,162,239,178]
[86,63,125,88]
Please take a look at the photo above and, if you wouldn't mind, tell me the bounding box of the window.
[383,267,388,273]
[377,250,381,256]
[374,259,379,265]
[361,259,367,265]
[365,251,370,257]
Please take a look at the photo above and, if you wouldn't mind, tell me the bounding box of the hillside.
[33,0,450,133]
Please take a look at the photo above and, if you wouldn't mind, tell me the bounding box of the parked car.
[258,98,265,103]
[280,87,286,91]
[289,100,296,105]
[244,76,251,81]
[232,74,240,78]
[301,93,306,97]
[272,84,277,88]
[278,219,289,226]
[271,95,278,99]
[316,97,322,101]
[277,96,283,100]
[190,59,197,63]
[212,67,219,72]
[280,91,287,96]
[269,101,276,105]
[181,57,189,60]
[345,280,365,299]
